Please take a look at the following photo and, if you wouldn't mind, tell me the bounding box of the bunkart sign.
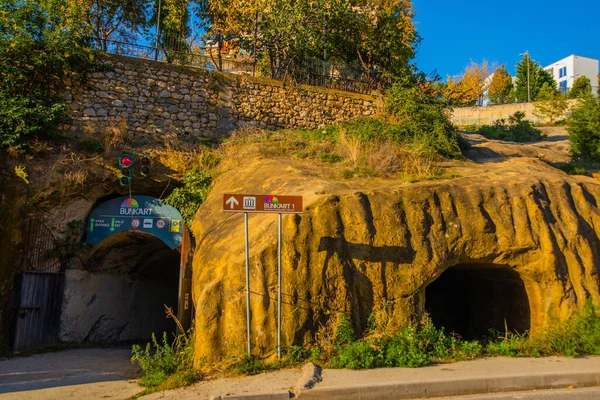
[222,194,303,214]
[221,192,303,360]
[87,196,183,249]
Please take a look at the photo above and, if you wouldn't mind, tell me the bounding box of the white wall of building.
[544,55,599,95]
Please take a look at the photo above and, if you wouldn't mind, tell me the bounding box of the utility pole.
[154,0,162,61]
[527,51,531,102]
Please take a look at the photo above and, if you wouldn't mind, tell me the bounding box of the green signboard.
[86,196,184,249]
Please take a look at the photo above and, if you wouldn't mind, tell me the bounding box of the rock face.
[192,153,600,364]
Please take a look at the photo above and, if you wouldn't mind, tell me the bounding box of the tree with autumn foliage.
[488,65,513,105]
[195,0,419,83]
[444,60,491,106]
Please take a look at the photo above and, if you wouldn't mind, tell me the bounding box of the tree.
[488,64,513,105]
[535,68,557,99]
[0,0,94,151]
[569,98,600,161]
[569,76,593,99]
[195,0,419,84]
[444,60,490,106]
[82,0,148,50]
[536,82,559,100]
[533,91,569,125]
[151,0,191,63]
[515,53,539,102]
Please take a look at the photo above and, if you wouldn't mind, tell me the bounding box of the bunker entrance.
[425,264,530,341]
[72,231,181,343]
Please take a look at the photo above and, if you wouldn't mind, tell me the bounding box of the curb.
[295,371,600,399]
[209,390,291,400]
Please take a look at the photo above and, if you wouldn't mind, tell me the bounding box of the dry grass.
[101,117,129,153]
[224,127,449,182]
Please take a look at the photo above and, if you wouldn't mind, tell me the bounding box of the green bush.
[569,98,600,162]
[77,138,104,154]
[132,333,182,387]
[0,0,94,152]
[331,315,481,370]
[164,167,212,228]
[385,80,465,158]
[233,356,269,375]
[478,112,544,142]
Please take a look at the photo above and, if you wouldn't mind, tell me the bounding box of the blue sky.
[412,0,600,78]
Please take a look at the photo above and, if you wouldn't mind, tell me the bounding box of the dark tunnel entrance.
[63,231,181,343]
[425,264,531,340]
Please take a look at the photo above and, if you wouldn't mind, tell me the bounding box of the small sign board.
[223,194,303,214]
[87,195,184,249]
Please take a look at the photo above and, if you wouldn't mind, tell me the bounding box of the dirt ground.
[462,126,571,165]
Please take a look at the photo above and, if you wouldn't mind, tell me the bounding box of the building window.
[559,80,568,93]
[559,67,567,78]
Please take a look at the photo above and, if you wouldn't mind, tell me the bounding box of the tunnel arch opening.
[63,231,181,343]
[424,264,531,341]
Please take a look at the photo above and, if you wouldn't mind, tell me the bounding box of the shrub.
[164,167,212,228]
[331,315,481,370]
[132,333,181,387]
[478,112,544,142]
[533,92,569,125]
[568,98,600,162]
[131,308,199,388]
[285,345,311,363]
[232,356,268,375]
[77,138,104,154]
[385,82,464,158]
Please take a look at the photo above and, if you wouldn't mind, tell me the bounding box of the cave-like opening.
[66,231,181,343]
[425,264,530,340]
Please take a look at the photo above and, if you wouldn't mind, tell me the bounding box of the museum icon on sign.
[243,197,256,210]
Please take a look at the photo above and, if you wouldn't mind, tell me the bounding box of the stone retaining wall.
[64,55,379,142]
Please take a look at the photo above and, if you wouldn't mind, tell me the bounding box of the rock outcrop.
[192,151,600,363]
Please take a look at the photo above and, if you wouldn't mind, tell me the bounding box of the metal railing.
[93,39,255,75]
[91,38,373,94]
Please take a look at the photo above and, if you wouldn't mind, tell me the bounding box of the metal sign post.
[222,194,302,359]
[244,212,251,357]
[277,213,282,359]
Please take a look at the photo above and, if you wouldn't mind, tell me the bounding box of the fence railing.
[91,38,373,94]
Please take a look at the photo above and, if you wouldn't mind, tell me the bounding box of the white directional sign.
[225,196,240,209]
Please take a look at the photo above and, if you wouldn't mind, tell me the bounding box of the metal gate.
[13,219,65,352]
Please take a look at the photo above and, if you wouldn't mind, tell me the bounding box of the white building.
[544,54,599,95]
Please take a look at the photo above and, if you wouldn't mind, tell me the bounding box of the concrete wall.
[60,268,178,343]
[451,99,581,126]
[64,55,379,143]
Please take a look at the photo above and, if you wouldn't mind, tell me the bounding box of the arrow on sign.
[226,196,239,209]
[110,218,115,232]
[89,218,95,232]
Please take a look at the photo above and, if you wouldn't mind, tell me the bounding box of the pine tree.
[535,68,557,100]
[488,65,513,104]
[515,53,539,103]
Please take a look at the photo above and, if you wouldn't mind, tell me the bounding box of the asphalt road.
[432,386,600,399]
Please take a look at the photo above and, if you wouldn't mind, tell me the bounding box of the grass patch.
[224,118,458,183]
[486,302,600,358]
[478,112,545,142]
